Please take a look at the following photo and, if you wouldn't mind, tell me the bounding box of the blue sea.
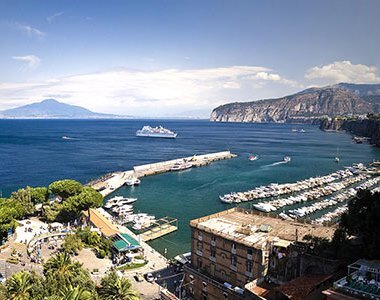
[1,119,379,257]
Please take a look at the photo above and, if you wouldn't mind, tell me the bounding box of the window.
[246,260,253,273]
[210,245,216,258]
[232,242,236,249]
[211,236,216,242]
[198,257,203,269]
[247,248,253,255]
[197,240,203,252]
[231,254,237,266]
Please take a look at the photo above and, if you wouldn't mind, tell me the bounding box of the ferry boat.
[136,125,177,138]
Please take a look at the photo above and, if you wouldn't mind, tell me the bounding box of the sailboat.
[335,147,340,163]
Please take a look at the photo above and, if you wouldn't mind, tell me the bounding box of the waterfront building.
[182,207,335,300]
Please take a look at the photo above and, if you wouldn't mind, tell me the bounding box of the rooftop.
[83,208,119,237]
[190,208,335,248]
[276,274,332,300]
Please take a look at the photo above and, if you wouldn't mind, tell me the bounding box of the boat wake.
[62,136,76,140]
[191,179,219,191]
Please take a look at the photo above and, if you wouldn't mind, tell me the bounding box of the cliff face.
[320,118,380,147]
[210,86,377,123]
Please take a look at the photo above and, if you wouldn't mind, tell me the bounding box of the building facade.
[182,207,335,300]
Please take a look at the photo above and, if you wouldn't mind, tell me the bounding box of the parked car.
[145,273,154,282]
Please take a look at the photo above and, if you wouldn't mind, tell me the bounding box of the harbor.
[88,151,236,197]
[220,163,380,225]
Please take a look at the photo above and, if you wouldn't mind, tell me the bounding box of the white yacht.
[125,177,141,186]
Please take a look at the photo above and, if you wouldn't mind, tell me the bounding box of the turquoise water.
[0,120,379,257]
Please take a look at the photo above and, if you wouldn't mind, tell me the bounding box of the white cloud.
[0,66,299,116]
[12,55,41,69]
[47,12,64,23]
[305,61,380,84]
[11,22,45,38]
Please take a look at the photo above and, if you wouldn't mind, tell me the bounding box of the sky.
[0,0,379,117]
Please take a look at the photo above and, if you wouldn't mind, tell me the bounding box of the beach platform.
[88,151,236,197]
[139,217,178,242]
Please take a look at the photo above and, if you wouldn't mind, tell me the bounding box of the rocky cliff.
[320,117,380,147]
[210,83,380,123]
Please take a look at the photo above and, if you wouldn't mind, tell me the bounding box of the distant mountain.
[0,99,120,119]
[210,83,380,123]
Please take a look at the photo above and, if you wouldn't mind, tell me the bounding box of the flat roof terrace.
[190,208,336,249]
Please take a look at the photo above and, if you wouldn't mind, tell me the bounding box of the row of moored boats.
[219,165,364,204]
[103,196,156,231]
[253,172,368,213]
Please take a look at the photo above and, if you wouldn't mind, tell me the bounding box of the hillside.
[0,99,116,119]
[210,83,380,123]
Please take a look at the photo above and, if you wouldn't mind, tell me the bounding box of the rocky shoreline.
[320,117,380,147]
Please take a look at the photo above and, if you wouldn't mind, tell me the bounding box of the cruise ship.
[136,125,177,138]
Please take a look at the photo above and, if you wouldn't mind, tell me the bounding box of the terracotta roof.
[276,274,332,300]
[83,208,119,237]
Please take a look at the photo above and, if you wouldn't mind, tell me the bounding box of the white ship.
[136,125,177,138]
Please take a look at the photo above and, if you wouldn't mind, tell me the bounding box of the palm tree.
[44,252,95,296]
[98,272,139,300]
[6,271,33,300]
[60,286,95,300]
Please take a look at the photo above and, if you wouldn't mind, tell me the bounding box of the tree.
[28,187,48,204]
[339,190,380,259]
[62,234,83,255]
[10,188,35,216]
[5,271,35,300]
[43,252,95,295]
[98,271,139,300]
[42,202,64,222]
[59,286,95,300]
[48,180,83,200]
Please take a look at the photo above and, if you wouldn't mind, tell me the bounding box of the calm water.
[1,119,379,257]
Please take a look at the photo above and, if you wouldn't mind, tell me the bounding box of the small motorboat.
[283,156,291,163]
[125,177,141,186]
[335,156,340,163]
[249,154,259,161]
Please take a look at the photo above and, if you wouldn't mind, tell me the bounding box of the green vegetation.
[116,262,147,271]
[62,234,83,255]
[98,270,140,300]
[302,189,380,261]
[0,179,102,242]
[62,227,112,258]
[48,180,83,199]
[338,189,380,259]
[1,253,139,300]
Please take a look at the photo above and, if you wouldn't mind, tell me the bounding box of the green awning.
[113,233,140,252]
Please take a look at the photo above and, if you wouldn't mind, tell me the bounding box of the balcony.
[196,250,203,256]
[209,256,216,262]
[230,265,237,272]
[211,240,216,246]
[198,235,203,241]
[231,248,237,254]
[247,254,253,260]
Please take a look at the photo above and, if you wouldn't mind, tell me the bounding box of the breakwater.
[89,151,236,197]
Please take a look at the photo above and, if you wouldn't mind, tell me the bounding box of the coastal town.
[0,150,379,299]
[1,1,380,299]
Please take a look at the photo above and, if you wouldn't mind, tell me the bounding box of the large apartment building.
[182,207,335,300]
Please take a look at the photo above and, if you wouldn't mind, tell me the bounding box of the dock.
[88,151,236,197]
[139,217,178,242]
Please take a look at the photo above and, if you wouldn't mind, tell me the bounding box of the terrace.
[333,259,380,299]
